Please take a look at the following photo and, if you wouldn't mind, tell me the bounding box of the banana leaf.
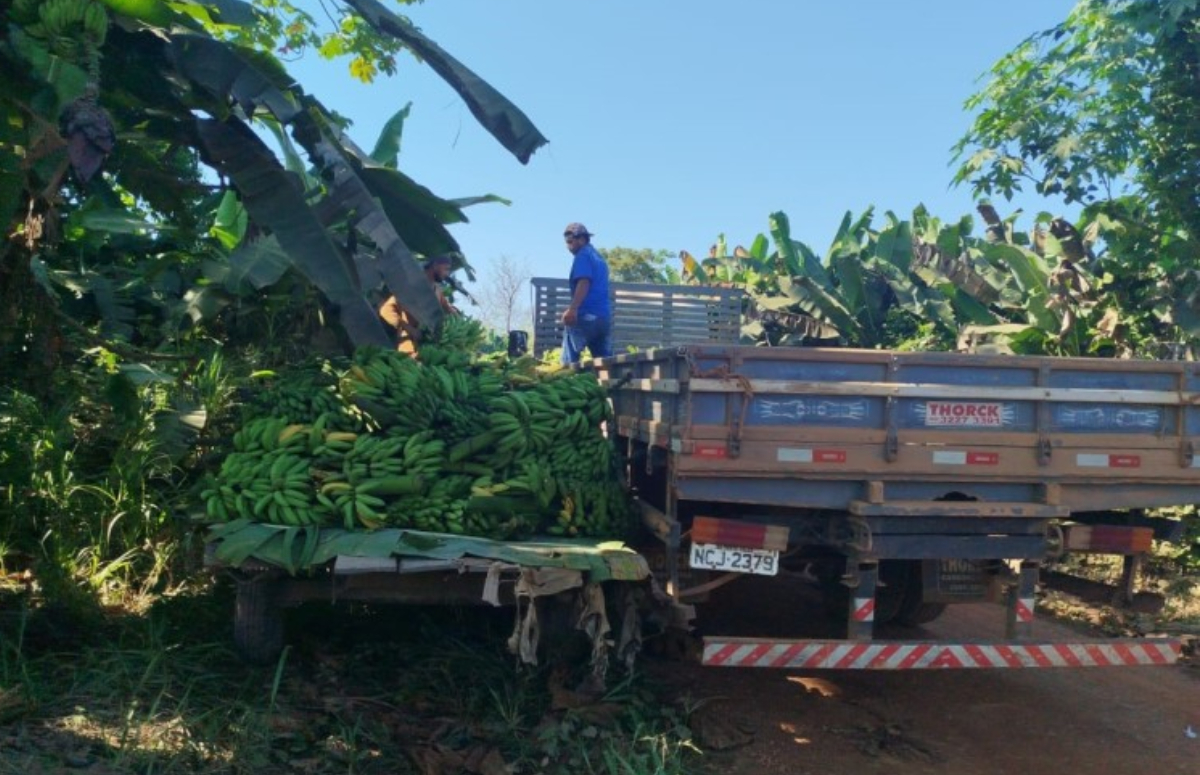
[827,208,875,258]
[294,120,444,330]
[874,213,913,273]
[776,275,863,341]
[749,234,770,262]
[342,0,548,164]
[867,258,957,333]
[830,250,874,328]
[370,102,411,169]
[51,269,137,340]
[982,243,1056,330]
[194,118,390,347]
[210,190,247,250]
[168,35,299,121]
[681,250,709,284]
[261,118,312,179]
[225,235,291,292]
[169,34,443,335]
[150,396,207,463]
[357,165,465,256]
[97,0,199,29]
[940,284,999,325]
[182,284,231,323]
[202,0,257,26]
[448,194,512,210]
[769,211,832,290]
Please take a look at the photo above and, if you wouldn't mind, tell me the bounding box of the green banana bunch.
[201,318,634,554]
[433,315,487,351]
[315,481,386,531]
[27,0,107,47]
[203,449,321,526]
[385,475,471,533]
[257,373,362,431]
[11,0,45,25]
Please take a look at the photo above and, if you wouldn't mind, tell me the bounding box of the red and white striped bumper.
[702,638,1182,670]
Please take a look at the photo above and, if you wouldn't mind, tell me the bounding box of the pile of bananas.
[201,322,633,541]
[254,371,364,432]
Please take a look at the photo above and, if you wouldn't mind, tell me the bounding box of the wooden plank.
[849,500,1069,518]
[602,378,681,393]
[687,378,1200,406]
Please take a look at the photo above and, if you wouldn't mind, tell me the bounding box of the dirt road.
[657,576,1200,775]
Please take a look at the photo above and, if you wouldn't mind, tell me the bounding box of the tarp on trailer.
[205,519,649,582]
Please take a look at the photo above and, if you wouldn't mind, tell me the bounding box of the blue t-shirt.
[569,243,610,318]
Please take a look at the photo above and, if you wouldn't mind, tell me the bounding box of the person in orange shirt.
[378,255,460,353]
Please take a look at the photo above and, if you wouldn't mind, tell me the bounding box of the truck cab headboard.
[530,278,744,356]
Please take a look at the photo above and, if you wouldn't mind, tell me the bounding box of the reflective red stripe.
[897,645,931,669]
[867,643,903,668]
[994,645,1023,667]
[1144,643,1172,665]
[964,644,996,668]
[742,642,774,665]
[706,642,741,666]
[1053,644,1083,667]
[1112,643,1137,664]
[930,649,964,668]
[805,643,838,667]
[702,639,1181,669]
[833,644,871,669]
[770,643,805,668]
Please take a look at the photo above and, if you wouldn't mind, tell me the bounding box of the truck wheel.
[875,561,911,624]
[234,576,285,665]
[821,561,908,624]
[894,600,947,626]
[893,563,947,626]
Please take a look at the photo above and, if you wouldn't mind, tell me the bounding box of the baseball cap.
[563,223,593,238]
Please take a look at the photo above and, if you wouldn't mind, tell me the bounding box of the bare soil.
[654,574,1200,775]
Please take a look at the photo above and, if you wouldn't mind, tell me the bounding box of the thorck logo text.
[924,402,1005,427]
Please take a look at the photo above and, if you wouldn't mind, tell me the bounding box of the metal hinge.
[1037,435,1052,467]
[884,428,899,462]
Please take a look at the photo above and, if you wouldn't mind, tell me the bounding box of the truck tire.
[893,563,947,626]
[233,576,285,665]
[894,600,947,626]
[820,560,908,625]
[875,561,911,624]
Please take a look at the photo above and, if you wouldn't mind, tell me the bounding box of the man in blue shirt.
[561,222,612,364]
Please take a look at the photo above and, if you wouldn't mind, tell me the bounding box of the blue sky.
[290,0,1079,305]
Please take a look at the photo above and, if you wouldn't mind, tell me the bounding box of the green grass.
[0,581,698,774]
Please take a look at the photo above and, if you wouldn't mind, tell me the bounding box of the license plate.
[689,543,779,576]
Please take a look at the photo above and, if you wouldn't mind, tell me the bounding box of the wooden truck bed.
[594,345,1200,514]
[584,345,1185,666]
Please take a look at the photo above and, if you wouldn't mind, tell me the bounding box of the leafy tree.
[599,247,681,284]
[952,0,1200,349]
[0,0,546,597]
[952,0,1200,211]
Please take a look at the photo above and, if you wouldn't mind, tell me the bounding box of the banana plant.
[683,205,1108,353]
[2,0,544,352]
